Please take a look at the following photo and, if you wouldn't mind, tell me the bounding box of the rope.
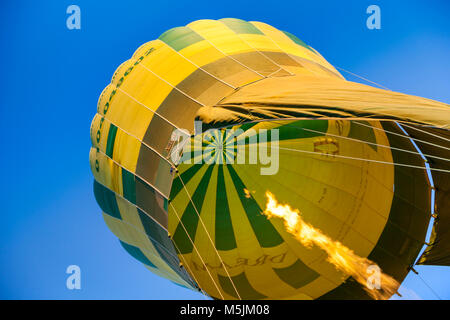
[117,87,182,130]
[170,202,225,299]
[275,146,450,173]
[161,42,237,89]
[416,272,442,300]
[265,119,450,163]
[335,66,391,91]
[399,122,450,143]
[136,63,206,107]
[232,31,295,77]
[175,172,242,299]
[193,33,266,79]
[354,121,450,152]
[170,239,211,299]
[94,147,170,200]
[96,114,176,167]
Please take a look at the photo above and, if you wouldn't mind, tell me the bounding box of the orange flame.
[263,191,399,300]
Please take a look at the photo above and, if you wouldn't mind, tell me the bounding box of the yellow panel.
[89,148,123,198]
[111,129,140,173]
[238,33,283,53]
[179,39,232,68]
[115,195,145,231]
[250,21,341,77]
[90,148,117,192]
[188,20,254,56]
[142,39,198,86]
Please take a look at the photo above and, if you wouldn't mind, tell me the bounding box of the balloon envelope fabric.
[90,18,450,299]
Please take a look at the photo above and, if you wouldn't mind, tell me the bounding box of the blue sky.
[0,0,449,299]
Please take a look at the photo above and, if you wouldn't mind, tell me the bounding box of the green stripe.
[159,26,204,51]
[120,240,157,268]
[231,120,327,146]
[105,124,118,158]
[218,272,267,299]
[93,180,121,219]
[226,165,284,248]
[220,18,264,35]
[237,122,258,133]
[170,164,204,200]
[121,168,136,204]
[277,119,328,140]
[137,208,194,283]
[282,31,314,52]
[138,208,171,248]
[273,259,319,289]
[172,165,215,254]
[134,175,168,226]
[215,165,237,251]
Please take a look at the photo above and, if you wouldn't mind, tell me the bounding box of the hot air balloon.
[89,18,450,299]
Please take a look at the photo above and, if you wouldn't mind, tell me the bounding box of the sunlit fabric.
[90,18,450,299]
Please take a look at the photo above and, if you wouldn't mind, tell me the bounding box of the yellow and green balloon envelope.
[89,18,450,299]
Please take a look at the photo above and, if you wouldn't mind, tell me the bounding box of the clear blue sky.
[0,0,449,299]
